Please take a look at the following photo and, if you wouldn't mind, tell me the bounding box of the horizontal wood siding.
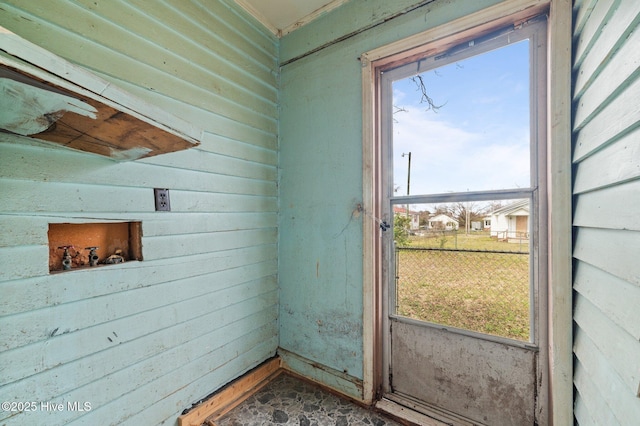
[0,1,278,425]
[572,0,640,423]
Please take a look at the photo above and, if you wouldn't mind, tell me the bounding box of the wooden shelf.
[0,26,201,160]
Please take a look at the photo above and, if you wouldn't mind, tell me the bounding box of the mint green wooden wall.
[277,0,503,398]
[571,0,640,423]
[0,1,278,425]
[3,0,637,423]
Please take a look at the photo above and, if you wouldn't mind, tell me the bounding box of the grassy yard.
[395,239,530,341]
[409,230,529,252]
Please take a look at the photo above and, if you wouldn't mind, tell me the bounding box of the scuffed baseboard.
[178,350,368,426]
[178,357,282,426]
[278,348,364,402]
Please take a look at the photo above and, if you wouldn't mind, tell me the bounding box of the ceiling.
[234,0,348,37]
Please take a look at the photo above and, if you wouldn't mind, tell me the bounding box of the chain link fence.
[395,246,530,341]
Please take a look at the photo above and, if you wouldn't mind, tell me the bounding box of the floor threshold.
[377,393,479,426]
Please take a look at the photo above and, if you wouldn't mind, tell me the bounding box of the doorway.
[375,17,548,425]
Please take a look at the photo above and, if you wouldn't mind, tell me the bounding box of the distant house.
[428,214,459,231]
[489,200,529,241]
[393,206,420,230]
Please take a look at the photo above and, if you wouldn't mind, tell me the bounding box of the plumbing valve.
[104,249,125,264]
[58,245,74,270]
[86,246,99,267]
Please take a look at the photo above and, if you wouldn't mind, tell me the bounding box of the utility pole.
[465,189,470,235]
[466,203,470,235]
[402,152,411,221]
[402,152,411,195]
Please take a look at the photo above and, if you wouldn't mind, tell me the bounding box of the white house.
[428,213,459,231]
[489,199,529,241]
[393,206,420,230]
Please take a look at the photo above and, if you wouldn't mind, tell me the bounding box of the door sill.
[377,393,480,426]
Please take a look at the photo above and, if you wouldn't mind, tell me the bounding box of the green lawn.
[409,230,529,252]
[395,243,530,341]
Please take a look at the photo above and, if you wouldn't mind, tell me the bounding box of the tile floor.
[213,373,403,426]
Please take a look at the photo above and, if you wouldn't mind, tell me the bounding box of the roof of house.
[491,199,530,216]
[429,213,459,224]
[393,206,419,215]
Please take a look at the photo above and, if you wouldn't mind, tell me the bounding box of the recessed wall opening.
[48,222,142,273]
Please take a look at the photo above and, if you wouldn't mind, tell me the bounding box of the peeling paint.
[108,146,152,161]
[0,77,97,135]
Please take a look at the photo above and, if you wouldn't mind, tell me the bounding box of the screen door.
[379,18,548,425]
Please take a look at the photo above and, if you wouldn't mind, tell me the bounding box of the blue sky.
[392,40,531,196]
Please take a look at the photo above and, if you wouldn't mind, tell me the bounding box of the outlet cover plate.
[154,188,171,211]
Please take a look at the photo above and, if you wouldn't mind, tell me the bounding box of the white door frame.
[360,0,573,423]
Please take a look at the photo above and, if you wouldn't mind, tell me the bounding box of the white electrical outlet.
[154,188,171,211]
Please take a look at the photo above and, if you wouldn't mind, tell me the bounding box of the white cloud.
[391,104,530,195]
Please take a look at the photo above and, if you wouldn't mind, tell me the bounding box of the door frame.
[360,0,573,423]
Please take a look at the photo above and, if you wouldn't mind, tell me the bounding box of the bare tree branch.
[411,75,445,112]
[392,105,408,122]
